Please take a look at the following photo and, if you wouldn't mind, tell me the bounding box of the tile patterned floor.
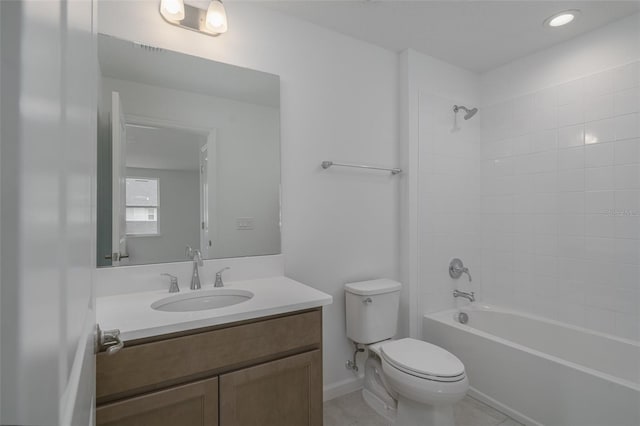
[324,390,523,426]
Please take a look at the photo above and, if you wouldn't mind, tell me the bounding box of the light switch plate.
[236,217,254,230]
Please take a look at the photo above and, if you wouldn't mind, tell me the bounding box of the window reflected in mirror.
[126,178,159,236]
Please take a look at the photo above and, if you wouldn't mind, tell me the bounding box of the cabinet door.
[97,377,218,426]
[220,350,322,426]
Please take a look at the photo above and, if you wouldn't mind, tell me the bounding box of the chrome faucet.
[161,273,180,293]
[186,246,204,290]
[449,258,472,282]
[214,267,230,288]
[453,290,475,302]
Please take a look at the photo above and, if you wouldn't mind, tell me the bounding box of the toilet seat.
[381,338,466,383]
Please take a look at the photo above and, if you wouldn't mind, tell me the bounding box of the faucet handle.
[216,266,231,276]
[161,273,180,293]
[449,258,472,282]
[214,267,231,287]
[217,266,231,273]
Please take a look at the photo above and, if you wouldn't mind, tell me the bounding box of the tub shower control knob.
[449,258,472,282]
[362,297,372,304]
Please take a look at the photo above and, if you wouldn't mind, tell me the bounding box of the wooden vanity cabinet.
[96,308,323,426]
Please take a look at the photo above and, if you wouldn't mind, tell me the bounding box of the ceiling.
[126,125,207,171]
[99,34,280,107]
[254,1,640,72]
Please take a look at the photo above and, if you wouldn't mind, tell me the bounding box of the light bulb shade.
[206,0,228,34]
[549,13,574,27]
[160,0,185,21]
[544,9,580,28]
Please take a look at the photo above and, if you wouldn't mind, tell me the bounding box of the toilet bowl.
[364,338,468,425]
[380,338,468,403]
[345,279,468,426]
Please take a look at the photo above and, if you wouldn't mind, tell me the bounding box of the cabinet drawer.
[97,377,218,426]
[97,309,321,402]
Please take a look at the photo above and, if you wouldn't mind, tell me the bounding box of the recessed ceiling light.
[544,10,580,28]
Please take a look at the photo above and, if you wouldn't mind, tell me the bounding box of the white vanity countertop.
[97,276,333,341]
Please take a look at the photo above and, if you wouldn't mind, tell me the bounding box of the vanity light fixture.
[160,0,185,21]
[159,0,228,37]
[206,0,228,34]
[544,10,580,28]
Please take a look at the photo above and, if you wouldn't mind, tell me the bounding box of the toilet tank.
[345,279,402,344]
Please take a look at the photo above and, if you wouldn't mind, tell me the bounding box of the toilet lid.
[381,338,465,379]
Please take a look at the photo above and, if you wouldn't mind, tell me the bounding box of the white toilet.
[345,279,468,426]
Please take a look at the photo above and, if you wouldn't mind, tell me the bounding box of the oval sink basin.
[151,289,254,312]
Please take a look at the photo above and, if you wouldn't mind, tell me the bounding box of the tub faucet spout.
[453,289,475,302]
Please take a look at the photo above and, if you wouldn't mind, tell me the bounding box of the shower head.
[464,107,478,120]
[453,105,478,120]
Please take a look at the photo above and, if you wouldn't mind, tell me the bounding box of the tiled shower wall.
[419,93,481,316]
[480,62,640,340]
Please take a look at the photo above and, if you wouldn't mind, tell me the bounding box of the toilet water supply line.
[346,341,365,372]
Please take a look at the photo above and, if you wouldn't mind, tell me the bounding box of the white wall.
[98,0,399,394]
[482,14,640,105]
[100,76,281,261]
[418,92,481,311]
[0,1,96,424]
[126,167,200,265]
[400,50,481,339]
[479,15,640,340]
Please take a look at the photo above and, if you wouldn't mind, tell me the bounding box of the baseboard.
[323,375,364,402]
[467,387,542,426]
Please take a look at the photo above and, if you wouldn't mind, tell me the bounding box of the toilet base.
[363,389,397,424]
[396,396,455,426]
[362,355,398,423]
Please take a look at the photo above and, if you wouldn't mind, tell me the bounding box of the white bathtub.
[423,305,640,426]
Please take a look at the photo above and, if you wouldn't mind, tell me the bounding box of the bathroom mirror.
[97,34,281,267]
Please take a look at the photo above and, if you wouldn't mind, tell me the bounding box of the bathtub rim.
[424,304,640,392]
